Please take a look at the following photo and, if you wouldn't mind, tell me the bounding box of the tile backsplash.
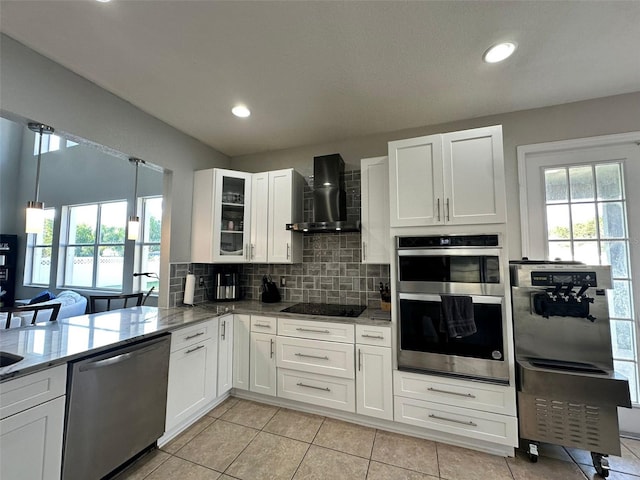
[168,169,390,308]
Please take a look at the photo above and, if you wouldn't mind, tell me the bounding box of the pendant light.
[26,122,55,234]
[127,157,145,240]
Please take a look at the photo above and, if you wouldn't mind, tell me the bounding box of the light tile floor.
[116,397,640,480]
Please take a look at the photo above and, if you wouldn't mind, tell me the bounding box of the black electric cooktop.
[280,303,366,318]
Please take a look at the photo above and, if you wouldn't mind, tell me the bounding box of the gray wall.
[232,92,640,259]
[1,34,231,306]
[0,117,23,234]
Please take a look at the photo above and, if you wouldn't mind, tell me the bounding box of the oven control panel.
[530,271,597,287]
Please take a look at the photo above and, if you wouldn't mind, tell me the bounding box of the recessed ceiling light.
[232,105,251,118]
[483,42,517,63]
[96,0,112,3]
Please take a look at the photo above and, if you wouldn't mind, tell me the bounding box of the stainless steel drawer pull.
[296,382,331,392]
[296,328,331,333]
[186,345,205,354]
[254,323,272,328]
[428,414,477,427]
[427,387,476,398]
[295,353,329,360]
[270,339,274,359]
[185,332,205,340]
[361,334,384,339]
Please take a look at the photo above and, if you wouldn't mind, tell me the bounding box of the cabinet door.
[191,169,215,263]
[165,337,217,432]
[268,169,302,263]
[361,156,390,264]
[442,125,506,225]
[213,169,253,263]
[232,314,251,390]
[250,332,277,396]
[217,315,234,397]
[389,134,444,227]
[356,345,393,420]
[0,396,65,480]
[250,172,269,263]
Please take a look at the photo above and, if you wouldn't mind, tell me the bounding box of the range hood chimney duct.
[287,153,360,233]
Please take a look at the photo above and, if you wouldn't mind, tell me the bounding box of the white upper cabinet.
[442,126,506,225]
[389,134,443,227]
[250,172,269,263]
[360,156,390,264]
[267,169,304,264]
[191,168,253,263]
[389,125,505,227]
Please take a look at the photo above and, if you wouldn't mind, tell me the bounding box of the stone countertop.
[0,301,391,382]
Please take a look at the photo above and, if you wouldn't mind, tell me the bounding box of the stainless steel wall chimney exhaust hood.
[287,153,360,233]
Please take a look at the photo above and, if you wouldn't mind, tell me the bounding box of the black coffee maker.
[212,265,241,301]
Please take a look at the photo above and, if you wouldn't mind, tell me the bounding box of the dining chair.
[2,303,62,329]
[89,293,144,314]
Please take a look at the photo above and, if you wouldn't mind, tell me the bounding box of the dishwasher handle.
[78,337,168,372]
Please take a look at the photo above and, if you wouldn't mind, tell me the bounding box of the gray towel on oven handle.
[439,295,476,338]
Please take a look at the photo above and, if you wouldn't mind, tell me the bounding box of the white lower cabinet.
[356,344,393,420]
[394,396,517,446]
[278,368,355,412]
[165,320,218,434]
[0,365,67,480]
[217,315,234,397]
[233,314,251,390]
[250,332,277,396]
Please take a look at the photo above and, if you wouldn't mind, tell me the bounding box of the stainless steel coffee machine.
[510,261,631,477]
[213,265,241,302]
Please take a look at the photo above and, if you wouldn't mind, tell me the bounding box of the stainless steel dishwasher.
[62,334,171,480]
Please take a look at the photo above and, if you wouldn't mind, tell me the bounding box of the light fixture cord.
[34,125,44,202]
[133,159,139,206]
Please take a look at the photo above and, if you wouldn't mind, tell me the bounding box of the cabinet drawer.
[276,336,355,379]
[0,365,66,420]
[356,324,391,347]
[171,319,215,352]
[394,396,518,447]
[251,315,277,334]
[278,368,355,413]
[393,370,516,416]
[278,318,354,343]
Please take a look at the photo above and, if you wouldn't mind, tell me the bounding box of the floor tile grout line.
[503,450,517,480]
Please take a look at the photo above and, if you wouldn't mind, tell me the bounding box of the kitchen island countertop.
[1,300,391,382]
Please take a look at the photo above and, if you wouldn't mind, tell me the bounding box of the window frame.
[133,196,162,295]
[60,200,128,290]
[23,207,56,287]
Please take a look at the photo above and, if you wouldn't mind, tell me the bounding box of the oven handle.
[398,292,503,304]
[396,248,502,256]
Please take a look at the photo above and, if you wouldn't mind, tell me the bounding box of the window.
[134,196,162,294]
[25,208,55,286]
[62,201,127,290]
[33,133,78,155]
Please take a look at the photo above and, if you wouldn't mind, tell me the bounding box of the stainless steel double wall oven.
[396,234,510,383]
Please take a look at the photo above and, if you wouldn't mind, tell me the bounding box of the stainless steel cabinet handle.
[270,338,274,359]
[437,198,441,221]
[295,353,329,360]
[221,320,226,340]
[358,348,362,371]
[296,328,330,334]
[361,334,384,340]
[362,241,366,261]
[446,198,450,221]
[186,345,205,354]
[185,332,205,340]
[286,243,290,260]
[250,243,255,260]
[296,382,331,392]
[254,323,272,328]
[428,414,477,427]
[427,387,476,398]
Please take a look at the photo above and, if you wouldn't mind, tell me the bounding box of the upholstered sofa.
[3,290,88,327]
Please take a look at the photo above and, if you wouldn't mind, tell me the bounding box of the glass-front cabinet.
[213,170,252,262]
[191,168,252,264]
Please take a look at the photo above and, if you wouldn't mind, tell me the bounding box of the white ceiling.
[1,1,639,157]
